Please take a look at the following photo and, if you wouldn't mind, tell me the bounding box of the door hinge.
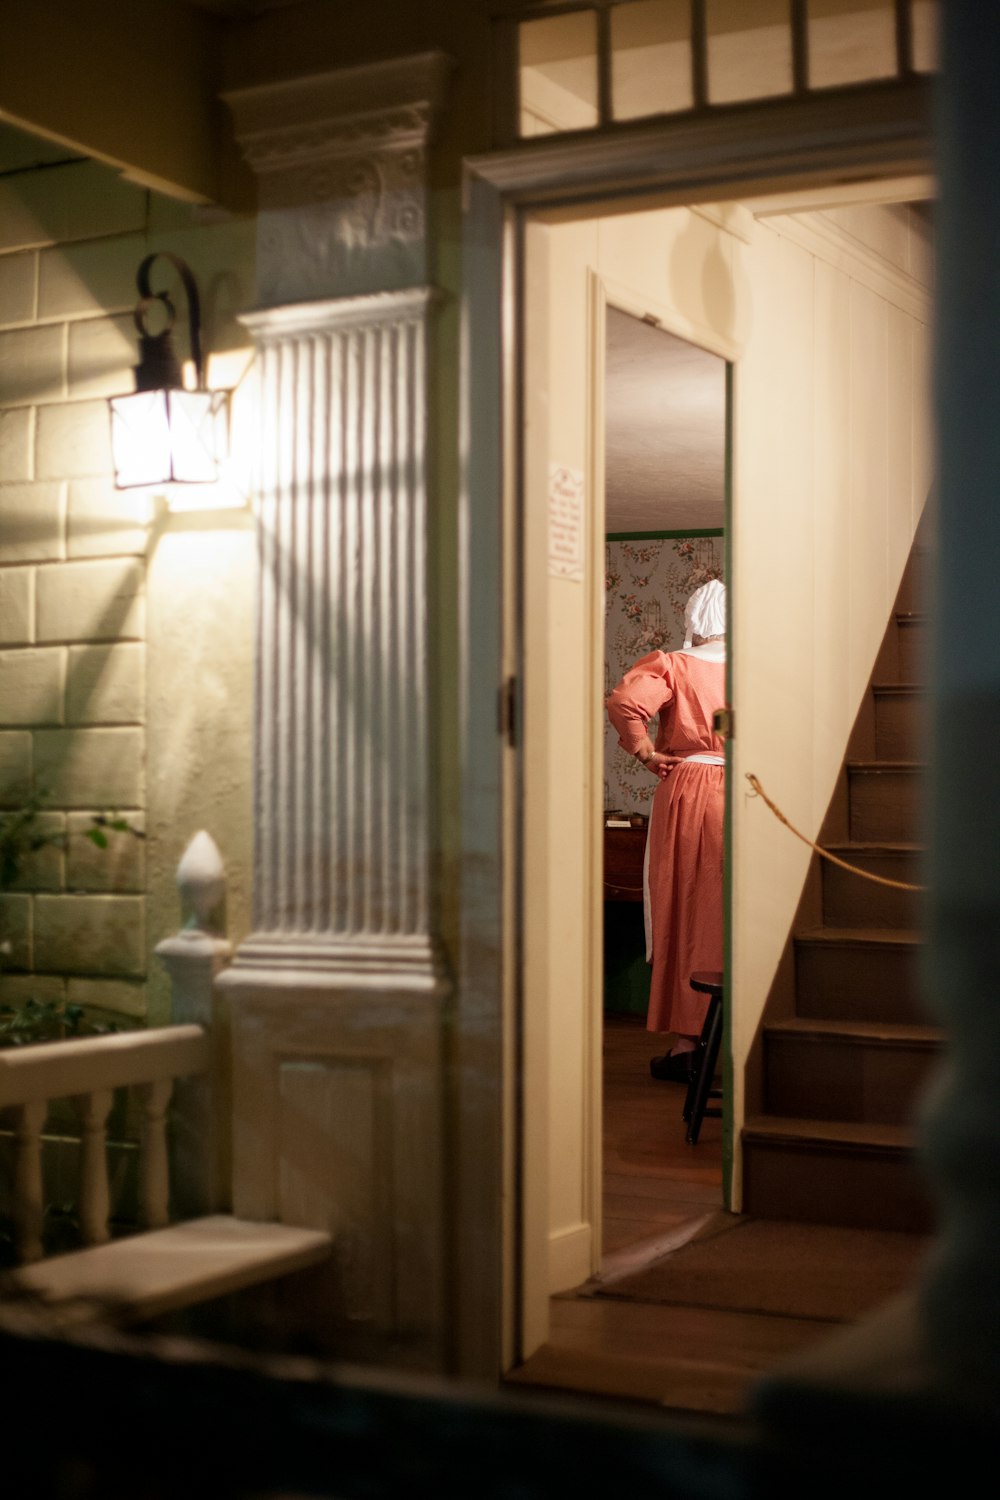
[498,675,518,748]
[713,705,735,741]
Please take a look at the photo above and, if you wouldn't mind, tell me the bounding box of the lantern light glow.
[108,252,232,503]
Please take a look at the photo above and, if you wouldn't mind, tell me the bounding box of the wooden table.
[603,825,647,903]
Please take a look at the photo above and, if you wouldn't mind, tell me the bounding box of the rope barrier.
[745,772,926,893]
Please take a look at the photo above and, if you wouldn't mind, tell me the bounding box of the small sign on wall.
[547,462,584,581]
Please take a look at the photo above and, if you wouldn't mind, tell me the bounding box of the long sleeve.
[606,651,673,754]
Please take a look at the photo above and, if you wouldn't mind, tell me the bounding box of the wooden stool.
[684,971,724,1145]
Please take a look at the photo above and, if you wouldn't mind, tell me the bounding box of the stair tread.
[743,1115,915,1150]
[895,611,926,623]
[823,841,922,854]
[765,1016,942,1045]
[796,926,921,946]
[872,683,925,695]
[848,760,924,771]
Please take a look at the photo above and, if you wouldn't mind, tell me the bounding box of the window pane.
[911,0,939,73]
[809,0,896,88]
[707,0,793,104]
[611,0,693,121]
[519,8,599,137]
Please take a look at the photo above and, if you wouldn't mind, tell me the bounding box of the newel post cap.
[176,830,226,933]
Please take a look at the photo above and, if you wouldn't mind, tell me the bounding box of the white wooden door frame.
[454,81,933,1380]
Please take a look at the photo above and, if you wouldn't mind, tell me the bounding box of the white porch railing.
[0,1025,210,1263]
[0,832,331,1324]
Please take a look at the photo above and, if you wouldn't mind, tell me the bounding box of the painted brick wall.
[0,133,255,1022]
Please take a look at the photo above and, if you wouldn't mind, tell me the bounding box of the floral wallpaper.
[604,535,725,815]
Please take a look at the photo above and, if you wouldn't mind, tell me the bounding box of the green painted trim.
[605,528,724,541]
[722,361,734,1209]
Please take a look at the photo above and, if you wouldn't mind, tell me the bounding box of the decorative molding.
[236,107,434,173]
[242,286,438,341]
[225,53,452,304]
[224,934,446,992]
[223,54,451,153]
[764,209,932,322]
[467,77,933,199]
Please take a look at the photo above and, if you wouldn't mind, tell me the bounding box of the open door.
[517,216,607,1359]
[513,204,739,1364]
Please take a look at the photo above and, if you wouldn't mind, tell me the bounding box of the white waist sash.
[675,753,725,766]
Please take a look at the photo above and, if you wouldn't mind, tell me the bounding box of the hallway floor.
[507,1015,928,1420]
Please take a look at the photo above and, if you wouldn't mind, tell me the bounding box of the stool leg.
[683,993,720,1124]
[686,996,723,1145]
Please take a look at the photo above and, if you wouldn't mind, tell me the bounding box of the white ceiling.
[604,307,726,534]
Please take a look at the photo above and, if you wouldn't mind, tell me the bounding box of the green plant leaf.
[86,828,109,849]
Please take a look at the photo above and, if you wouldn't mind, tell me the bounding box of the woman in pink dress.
[606,580,726,1081]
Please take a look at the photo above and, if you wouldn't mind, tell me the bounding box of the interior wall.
[530,195,932,1207]
[730,202,932,1199]
[0,138,257,1028]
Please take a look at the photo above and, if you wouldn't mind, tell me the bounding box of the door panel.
[519,217,605,1357]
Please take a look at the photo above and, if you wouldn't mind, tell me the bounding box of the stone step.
[794,928,924,1023]
[820,842,923,929]
[848,762,924,843]
[741,1116,935,1232]
[763,1016,943,1126]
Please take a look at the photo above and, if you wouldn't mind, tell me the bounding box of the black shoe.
[650,1051,694,1083]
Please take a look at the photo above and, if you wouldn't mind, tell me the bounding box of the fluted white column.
[217,59,450,1356]
[222,54,450,991]
[239,290,438,983]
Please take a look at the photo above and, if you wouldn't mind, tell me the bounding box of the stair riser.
[894,551,931,615]
[896,621,927,683]
[849,769,923,842]
[795,941,924,1023]
[764,1037,939,1126]
[741,1139,935,1232]
[822,856,923,929]
[874,693,926,761]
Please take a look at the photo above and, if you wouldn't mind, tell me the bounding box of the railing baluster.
[14,1099,47,1264]
[1,1020,210,1266]
[76,1089,114,1246]
[138,1078,174,1230]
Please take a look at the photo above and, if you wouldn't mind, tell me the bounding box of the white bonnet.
[683,579,726,648]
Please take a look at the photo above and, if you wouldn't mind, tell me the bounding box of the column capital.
[224,52,452,305]
[240,284,440,343]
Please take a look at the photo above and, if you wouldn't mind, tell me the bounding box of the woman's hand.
[643,753,672,780]
[635,738,672,780]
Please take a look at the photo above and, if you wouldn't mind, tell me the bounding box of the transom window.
[494,0,937,143]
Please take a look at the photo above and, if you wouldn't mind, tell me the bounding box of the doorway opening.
[509,182,934,1412]
[600,311,728,1279]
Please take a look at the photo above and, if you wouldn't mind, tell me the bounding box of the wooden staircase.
[742,544,941,1232]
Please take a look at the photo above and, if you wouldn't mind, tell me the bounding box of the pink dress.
[606,650,725,1036]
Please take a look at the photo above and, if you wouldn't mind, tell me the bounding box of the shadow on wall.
[0,124,258,1030]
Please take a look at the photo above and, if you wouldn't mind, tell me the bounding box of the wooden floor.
[602,1014,722,1261]
[507,1016,851,1420]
